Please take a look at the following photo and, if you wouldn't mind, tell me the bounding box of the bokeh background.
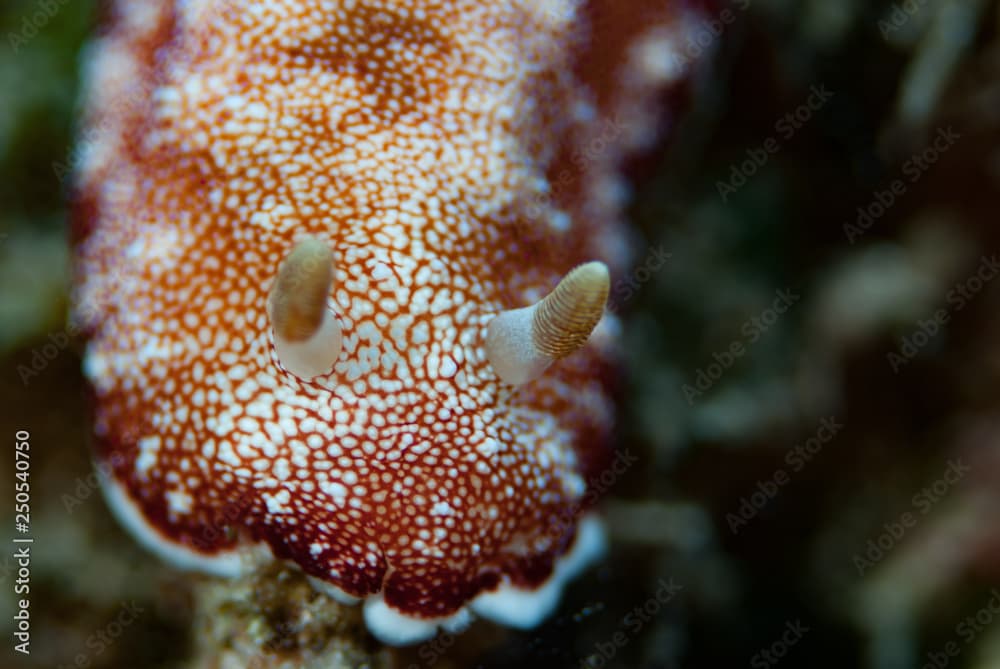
[3,0,1000,667]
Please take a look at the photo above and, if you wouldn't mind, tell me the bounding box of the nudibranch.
[72,0,697,645]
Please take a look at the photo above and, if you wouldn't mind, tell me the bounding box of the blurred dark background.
[3,0,1000,667]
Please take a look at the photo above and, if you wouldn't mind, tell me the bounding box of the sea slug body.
[72,0,697,644]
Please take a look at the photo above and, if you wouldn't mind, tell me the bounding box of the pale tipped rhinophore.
[485,262,610,385]
[267,238,342,378]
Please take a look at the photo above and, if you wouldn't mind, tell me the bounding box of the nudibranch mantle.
[73,0,696,645]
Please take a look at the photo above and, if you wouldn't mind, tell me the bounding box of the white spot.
[431,501,454,516]
[371,263,393,280]
[262,489,292,514]
[135,436,161,476]
[320,481,348,506]
[439,356,457,378]
[549,210,571,232]
[476,438,500,457]
[165,488,193,515]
